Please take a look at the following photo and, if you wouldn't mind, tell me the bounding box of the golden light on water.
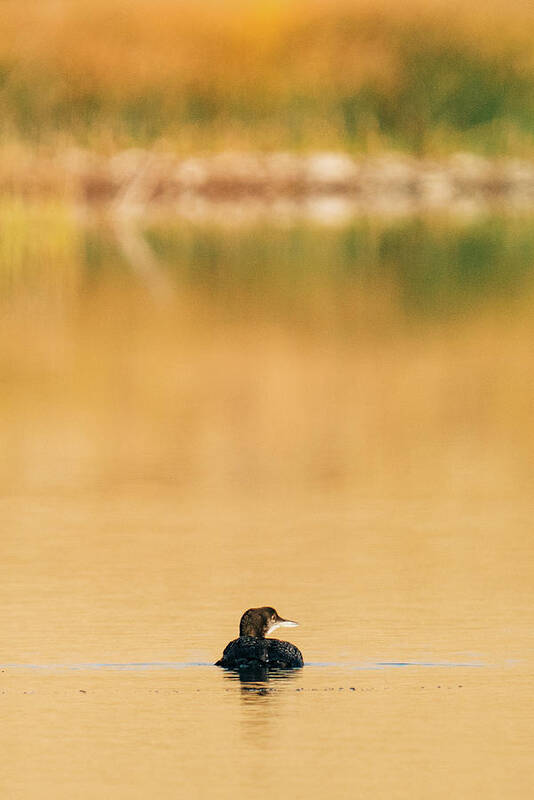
[2,213,534,499]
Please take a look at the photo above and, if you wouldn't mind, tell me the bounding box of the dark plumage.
[215,606,304,670]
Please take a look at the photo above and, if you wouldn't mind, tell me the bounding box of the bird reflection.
[221,665,301,696]
[219,667,302,744]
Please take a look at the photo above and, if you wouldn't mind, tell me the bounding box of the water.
[1,209,534,798]
[7,663,524,799]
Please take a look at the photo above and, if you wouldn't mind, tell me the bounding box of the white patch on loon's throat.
[268,620,298,634]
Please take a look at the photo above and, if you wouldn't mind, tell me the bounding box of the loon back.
[215,636,304,669]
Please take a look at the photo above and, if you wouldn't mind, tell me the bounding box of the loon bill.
[215,606,304,669]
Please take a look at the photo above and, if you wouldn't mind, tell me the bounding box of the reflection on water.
[3,204,534,317]
[2,206,534,497]
[220,666,301,697]
[1,206,534,799]
[5,206,534,316]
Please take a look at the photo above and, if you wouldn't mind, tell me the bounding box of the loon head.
[239,606,299,638]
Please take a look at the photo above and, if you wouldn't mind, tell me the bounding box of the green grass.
[1,1,534,154]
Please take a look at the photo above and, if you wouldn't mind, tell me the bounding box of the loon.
[215,607,304,669]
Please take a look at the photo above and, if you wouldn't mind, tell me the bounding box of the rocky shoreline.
[4,149,534,220]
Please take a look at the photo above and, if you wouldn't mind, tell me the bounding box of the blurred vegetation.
[96,218,534,319]
[0,0,534,154]
[2,200,533,322]
[0,199,79,292]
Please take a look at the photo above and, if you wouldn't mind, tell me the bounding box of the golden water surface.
[1,213,534,799]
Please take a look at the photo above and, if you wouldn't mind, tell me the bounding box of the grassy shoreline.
[1,0,534,155]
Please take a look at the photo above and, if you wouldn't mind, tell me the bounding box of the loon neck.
[240,609,267,637]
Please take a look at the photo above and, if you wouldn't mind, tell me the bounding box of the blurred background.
[1,0,534,499]
[1,0,534,153]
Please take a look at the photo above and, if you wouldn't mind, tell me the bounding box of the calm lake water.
[1,208,534,798]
